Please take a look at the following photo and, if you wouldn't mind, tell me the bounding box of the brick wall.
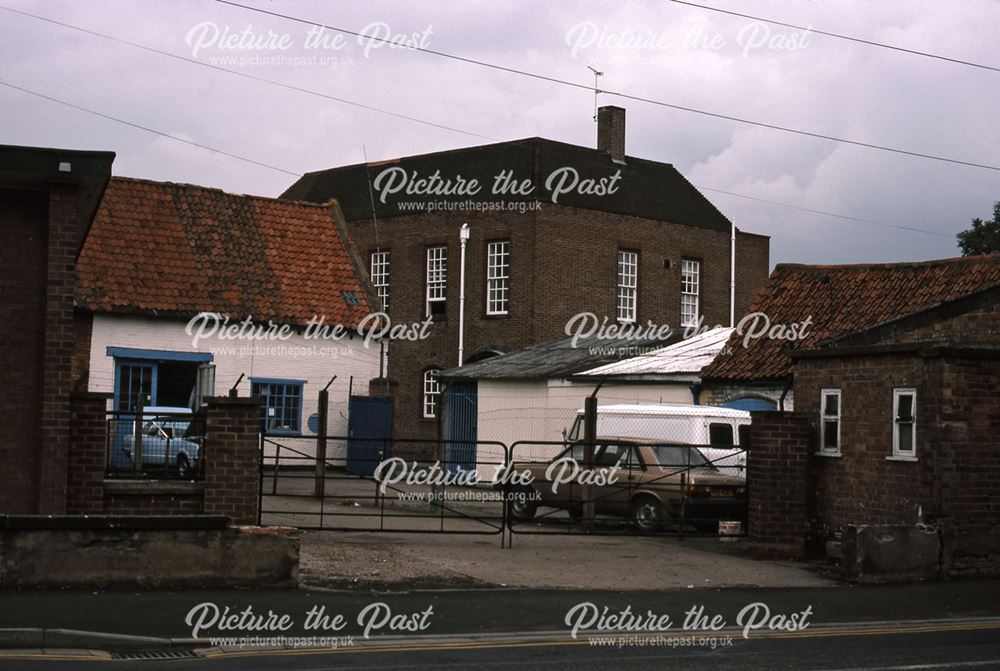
[66,392,110,514]
[926,355,1000,533]
[0,189,47,513]
[794,352,928,536]
[794,348,999,537]
[345,203,770,445]
[746,411,813,558]
[104,494,203,515]
[37,182,83,513]
[203,397,261,525]
[66,394,264,521]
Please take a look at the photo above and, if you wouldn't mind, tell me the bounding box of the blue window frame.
[110,349,214,412]
[114,361,156,412]
[251,378,305,435]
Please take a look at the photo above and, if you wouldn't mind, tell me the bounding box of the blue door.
[722,397,777,412]
[346,396,393,476]
[443,384,477,473]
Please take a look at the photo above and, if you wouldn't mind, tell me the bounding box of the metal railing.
[105,411,206,480]
[258,434,509,537]
[256,434,748,542]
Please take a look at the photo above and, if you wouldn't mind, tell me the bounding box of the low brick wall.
[0,516,298,589]
[66,395,261,522]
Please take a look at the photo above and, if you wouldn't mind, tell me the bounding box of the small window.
[708,423,734,447]
[426,246,447,318]
[486,240,510,315]
[820,389,841,453]
[680,258,700,328]
[617,249,638,323]
[737,424,751,447]
[252,379,304,434]
[370,250,390,310]
[422,369,442,418]
[892,388,917,458]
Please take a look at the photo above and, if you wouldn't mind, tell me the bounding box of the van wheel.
[176,455,191,479]
[631,496,664,532]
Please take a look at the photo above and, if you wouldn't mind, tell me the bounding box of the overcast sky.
[3,0,998,266]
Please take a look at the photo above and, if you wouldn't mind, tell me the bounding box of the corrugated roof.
[579,327,733,377]
[702,255,1000,381]
[441,331,678,381]
[76,176,372,328]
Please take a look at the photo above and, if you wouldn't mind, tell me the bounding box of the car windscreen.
[648,445,711,469]
[147,417,192,438]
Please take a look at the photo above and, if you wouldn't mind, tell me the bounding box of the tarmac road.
[1,580,999,670]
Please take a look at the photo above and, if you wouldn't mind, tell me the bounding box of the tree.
[957,201,1000,256]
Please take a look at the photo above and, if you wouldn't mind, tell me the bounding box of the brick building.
[75,177,381,462]
[721,255,1000,576]
[0,144,114,514]
[283,107,770,443]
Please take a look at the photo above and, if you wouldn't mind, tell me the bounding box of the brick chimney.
[597,106,626,162]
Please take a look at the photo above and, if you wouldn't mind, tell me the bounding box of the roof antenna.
[587,66,604,121]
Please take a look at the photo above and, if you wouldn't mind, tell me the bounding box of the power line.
[0,5,498,142]
[696,185,953,238]
[215,0,1000,173]
[0,9,957,241]
[0,80,954,242]
[0,79,303,177]
[669,0,1000,75]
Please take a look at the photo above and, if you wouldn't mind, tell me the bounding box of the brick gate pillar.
[66,391,112,514]
[203,397,261,525]
[746,411,814,559]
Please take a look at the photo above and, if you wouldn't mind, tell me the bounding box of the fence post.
[314,387,329,498]
[132,393,144,475]
[581,394,597,530]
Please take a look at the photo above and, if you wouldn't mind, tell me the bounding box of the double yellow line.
[3,618,999,663]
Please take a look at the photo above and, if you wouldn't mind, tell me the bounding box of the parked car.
[114,407,202,478]
[565,404,751,478]
[509,437,746,531]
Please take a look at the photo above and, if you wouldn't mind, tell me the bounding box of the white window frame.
[425,246,447,318]
[422,369,441,418]
[486,240,510,315]
[891,388,917,460]
[370,250,390,310]
[680,258,700,328]
[617,249,638,323]
[819,388,841,455]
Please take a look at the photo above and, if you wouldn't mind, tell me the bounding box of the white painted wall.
[88,313,382,461]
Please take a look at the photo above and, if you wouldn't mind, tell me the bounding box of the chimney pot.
[597,106,626,163]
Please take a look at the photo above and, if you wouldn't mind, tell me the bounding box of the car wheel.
[176,455,191,479]
[631,495,664,532]
[509,487,537,521]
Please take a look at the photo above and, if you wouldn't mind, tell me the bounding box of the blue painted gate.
[346,395,393,476]
[443,383,477,473]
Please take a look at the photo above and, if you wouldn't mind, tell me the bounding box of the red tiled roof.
[76,177,372,328]
[702,255,1000,381]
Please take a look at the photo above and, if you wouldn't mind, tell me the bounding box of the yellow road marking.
[2,619,998,662]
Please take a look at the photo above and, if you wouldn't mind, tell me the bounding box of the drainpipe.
[730,221,736,327]
[458,223,470,367]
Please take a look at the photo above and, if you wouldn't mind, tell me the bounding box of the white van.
[566,404,751,478]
